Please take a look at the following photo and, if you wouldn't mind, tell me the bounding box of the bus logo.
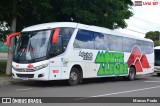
[127,46,150,72]
[79,51,93,60]
[2,98,11,103]
[95,51,128,76]
[134,1,142,6]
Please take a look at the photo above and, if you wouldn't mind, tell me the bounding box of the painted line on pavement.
[145,81,160,82]
[16,88,32,91]
[75,85,160,100]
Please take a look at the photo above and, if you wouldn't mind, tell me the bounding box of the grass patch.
[0,61,11,77]
[0,71,11,77]
[0,61,7,70]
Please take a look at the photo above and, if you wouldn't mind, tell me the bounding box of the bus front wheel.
[127,67,136,81]
[68,67,80,86]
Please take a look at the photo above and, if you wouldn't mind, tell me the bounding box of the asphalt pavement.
[0,73,160,106]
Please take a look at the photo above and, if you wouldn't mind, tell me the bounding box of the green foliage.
[0,0,53,31]
[52,0,133,29]
[0,22,9,42]
[0,61,7,73]
[145,31,160,46]
[145,31,160,41]
[0,0,133,32]
[154,40,160,47]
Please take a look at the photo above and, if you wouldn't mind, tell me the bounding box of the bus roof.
[22,22,78,32]
[22,22,153,42]
[155,46,160,49]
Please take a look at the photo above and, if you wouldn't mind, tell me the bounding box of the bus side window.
[50,36,63,55]
[50,27,75,56]
[109,35,122,52]
[59,28,75,51]
[74,29,94,49]
[143,41,153,54]
[135,40,144,53]
[94,33,109,50]
[122,37,134,52]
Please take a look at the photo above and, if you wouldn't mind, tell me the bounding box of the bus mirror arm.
[6,32,21,46]
[52,28,60,44]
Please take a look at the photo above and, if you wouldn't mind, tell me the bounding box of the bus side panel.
[69,49,129,78]
[136,53,154,75]
[64,49,96,78]
[49,56,62,80]
[124,46,154,75]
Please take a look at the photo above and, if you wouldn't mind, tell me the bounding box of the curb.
[0,80,12,87]
[0,77,19,87]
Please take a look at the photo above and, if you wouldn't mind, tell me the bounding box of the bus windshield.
[155,49,160,66]
[13,30,51,63]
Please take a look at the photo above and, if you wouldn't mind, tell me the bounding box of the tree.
[0,0,133,75]
[0,0,53,75]
[0,0,53,31]
[0,22,9,42]
[145,31,160,47]
[0,0,133,32]
[52,0,133,29]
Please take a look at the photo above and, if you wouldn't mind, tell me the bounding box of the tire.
[68,67,80,86]
[157,73,160,76]
[127,67,136,81]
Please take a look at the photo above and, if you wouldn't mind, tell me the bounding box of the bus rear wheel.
[127,67,136,81]
[157,73,160,76]
[68,67,80,86]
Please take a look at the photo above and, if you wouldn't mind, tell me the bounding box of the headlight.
[12,65,17,70]
[34,63,49,71]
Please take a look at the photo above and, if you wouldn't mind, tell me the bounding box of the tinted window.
[135,40,143,52]
[122,37,134,52]
[50,27,74,56]
[94,33,109,50]
[143,41,153,54]
[109,35,122,51]
[155,50,160,65]
[59,27,75,50]
[74,29,94,49]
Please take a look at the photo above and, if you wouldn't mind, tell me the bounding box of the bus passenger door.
[49,57,62,80]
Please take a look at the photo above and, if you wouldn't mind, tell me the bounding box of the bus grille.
[16,74,34,78]
[15,68,35,72]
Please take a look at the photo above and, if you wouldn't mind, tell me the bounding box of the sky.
[117,0,160,38]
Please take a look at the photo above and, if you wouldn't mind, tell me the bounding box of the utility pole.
[6,0,17,75]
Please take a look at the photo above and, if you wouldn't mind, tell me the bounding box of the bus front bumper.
[12,68,49,81]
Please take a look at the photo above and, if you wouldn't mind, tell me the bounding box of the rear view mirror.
[6,32,21,46]
[52,28,60,44]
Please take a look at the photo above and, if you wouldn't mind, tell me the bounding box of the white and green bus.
[6,22,154,85]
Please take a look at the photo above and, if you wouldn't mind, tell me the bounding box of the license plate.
[21,77,28,80]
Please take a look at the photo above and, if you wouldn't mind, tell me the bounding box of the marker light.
[53,70,59,73]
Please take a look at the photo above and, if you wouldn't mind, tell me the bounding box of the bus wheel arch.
[68,65,83,86]
[127,65,136,81]
[130,65,136,75]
